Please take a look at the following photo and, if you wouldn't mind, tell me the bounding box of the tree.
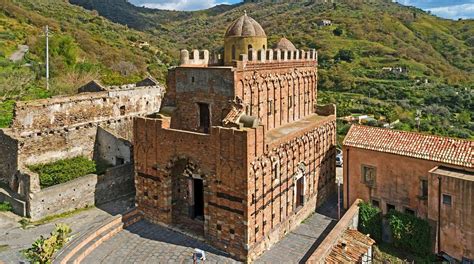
[334,49,355,63]
[333,27,343,36]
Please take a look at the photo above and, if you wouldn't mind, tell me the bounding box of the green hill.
[1,0,472,138]
[70,0,474,139]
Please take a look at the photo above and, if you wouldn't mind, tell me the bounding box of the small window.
[267,100,273,115]
[198,102,210,133]
[443,194,452,206]
[405,208,415,215]
[372,200,380,208]
[420,179,428,198]
[231,45,236,60]
[387,203,396,213]
[119,106,126,115]
[362,165,376,186]
[191,76,195,83]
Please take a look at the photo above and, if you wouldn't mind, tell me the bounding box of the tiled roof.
[326,229,375,263]
[344,125,473,168]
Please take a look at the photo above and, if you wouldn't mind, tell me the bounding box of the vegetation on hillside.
[69,0,473,139]
[1,0,472,138]
[0,0,173,99]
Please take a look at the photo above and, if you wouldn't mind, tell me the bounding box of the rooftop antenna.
[45,25,50,90]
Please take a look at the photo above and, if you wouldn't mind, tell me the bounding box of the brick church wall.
[246,118,336,260]
[134,116,251,259]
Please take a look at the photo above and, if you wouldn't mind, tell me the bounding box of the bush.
[358,201,382,241]
[0,201,12,212]
[28,156,97,188]
[388,210,431,255]
[334,49,355,63]
[24,224,72,264]
[333,26,344,36]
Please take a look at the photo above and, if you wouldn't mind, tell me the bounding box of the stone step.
[53,208,142,264]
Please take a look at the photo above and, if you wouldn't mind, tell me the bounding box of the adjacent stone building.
[343,125,473,261]
[134,13,337,261]
[0,79,164,220]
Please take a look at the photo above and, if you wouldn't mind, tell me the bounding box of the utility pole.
[45,25,49,90]
[415,110,421,131]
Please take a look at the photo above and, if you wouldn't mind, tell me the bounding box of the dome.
[225,12,266,38]
[274,38,297,51]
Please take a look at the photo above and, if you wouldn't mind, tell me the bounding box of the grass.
[0,201,13,212]
[32,206,94,226]
[374,243,437,264]
[18,205,94,229]
[28,156,112,188]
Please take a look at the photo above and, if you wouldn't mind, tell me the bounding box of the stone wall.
[28,164,134,221]
[306,199,361,263]
[94,126,132,166]
[0,130,18,187]
[12,86,162,132]
[0,80,163,220]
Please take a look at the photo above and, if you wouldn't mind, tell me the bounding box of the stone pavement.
[83,193,340,264]
[0,197,134,264]
[255,194,339,264]
[83,220,238,264]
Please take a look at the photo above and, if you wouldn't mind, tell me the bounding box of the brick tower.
[134,13,337,262]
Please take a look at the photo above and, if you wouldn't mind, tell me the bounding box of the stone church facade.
[134,13,337,261]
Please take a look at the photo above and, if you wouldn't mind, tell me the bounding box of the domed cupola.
[274,37,297,51]
[224,11,268,65]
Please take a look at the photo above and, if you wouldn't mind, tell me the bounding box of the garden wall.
[306,199,361,262]
[28,164,134,221]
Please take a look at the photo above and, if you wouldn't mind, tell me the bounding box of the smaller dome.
[225,12,266,38]
[274,38,297,51]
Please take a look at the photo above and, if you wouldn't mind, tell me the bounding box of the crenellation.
[179,49,210,66]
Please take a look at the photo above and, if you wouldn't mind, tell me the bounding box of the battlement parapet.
[179,49,210,67]
[244,48,317,63]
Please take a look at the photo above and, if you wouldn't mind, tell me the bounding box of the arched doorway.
[169,158,205,235]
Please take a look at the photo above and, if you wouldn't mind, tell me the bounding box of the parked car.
[336,155,343,167]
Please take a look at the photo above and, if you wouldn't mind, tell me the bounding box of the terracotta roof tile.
[326,229,375,263]
[343,125,473,168]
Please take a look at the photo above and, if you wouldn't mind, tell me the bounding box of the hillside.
[0,0,179,126]
[1,0,473,138]
[70,0,474,139]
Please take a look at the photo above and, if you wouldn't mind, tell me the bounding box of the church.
[133,13,337,261]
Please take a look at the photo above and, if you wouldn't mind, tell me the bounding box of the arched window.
[248,45,253,60]
[232,45,236,60]
[263,45,266,50]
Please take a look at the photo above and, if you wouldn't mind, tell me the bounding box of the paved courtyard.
[0,197,134,264]
[83,220,238,264]
[84,192,339,264]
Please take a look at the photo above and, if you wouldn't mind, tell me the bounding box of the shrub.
[24,224,72,264]
[358,201,382,241]
[0,201,12,212]
[28,156,97,188]
[333,26,344,36]
[388,210,431,255]
[334,49,355,63]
